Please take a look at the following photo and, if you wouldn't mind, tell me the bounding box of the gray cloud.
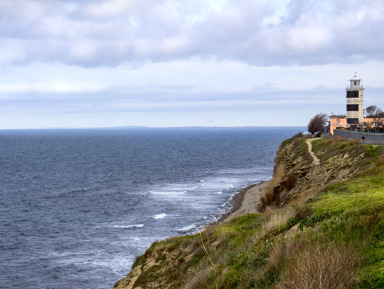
[1,0,384,67]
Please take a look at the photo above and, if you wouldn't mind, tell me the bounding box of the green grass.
[298,174,384,288]
[312,176,384,214]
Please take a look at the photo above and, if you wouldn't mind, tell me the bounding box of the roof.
[352,72,361,80]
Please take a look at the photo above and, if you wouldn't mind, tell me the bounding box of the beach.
[217,181,269,224]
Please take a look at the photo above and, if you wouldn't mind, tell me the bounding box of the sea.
[0,127,303,289]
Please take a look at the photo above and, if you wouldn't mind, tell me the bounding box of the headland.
[115,135,384,289]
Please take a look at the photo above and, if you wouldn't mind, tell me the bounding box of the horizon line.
[0,125,307,131]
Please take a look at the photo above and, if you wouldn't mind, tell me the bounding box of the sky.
[1,0,384,129]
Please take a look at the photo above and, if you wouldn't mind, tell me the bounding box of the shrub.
[324,136,342,145]
[293,132,304,138]
[259,164,285,211]
[278,242,361,289]
[348,138,359,146]
[281,174,298,191]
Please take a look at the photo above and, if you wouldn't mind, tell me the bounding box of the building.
[346,73,364,125]
[329,115,347,135]
[329,74,383,135]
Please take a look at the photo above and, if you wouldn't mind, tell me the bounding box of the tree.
[364,105,382,118]
[364,105,384,127]
[308,113,328,135]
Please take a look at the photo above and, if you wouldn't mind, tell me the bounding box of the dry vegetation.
[258,164,285,211]
[277,240,361,289]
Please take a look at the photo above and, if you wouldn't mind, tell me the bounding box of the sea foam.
[153,213,167,219]
[150,191,187,195]
[112,224,144,229]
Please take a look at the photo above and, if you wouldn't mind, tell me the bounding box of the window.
[347,104,359,111]
[347,118,359,124]
[346,91,359,98]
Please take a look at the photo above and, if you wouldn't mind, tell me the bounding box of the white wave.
[200,182,235,190]
[112,224,144,229]
[176,224,197,232]
[163,183,199,191]
[217,191,223,194]
[150,190,187,195]
[153,213,167,219]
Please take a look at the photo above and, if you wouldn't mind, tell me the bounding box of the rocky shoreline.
[216,181,268,224]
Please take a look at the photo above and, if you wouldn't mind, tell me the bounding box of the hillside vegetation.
[115,137,384,289]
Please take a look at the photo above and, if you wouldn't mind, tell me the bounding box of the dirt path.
[306,138,321,166]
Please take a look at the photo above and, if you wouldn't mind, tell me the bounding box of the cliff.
[114,136,384,288]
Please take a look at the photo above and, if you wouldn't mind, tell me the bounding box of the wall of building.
[329,117,347,135]
[329,117,378,135]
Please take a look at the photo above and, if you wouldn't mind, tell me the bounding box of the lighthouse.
[346,73,364,126]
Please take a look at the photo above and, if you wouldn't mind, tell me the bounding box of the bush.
[325,136,342,145]
[281,174,298,191]
[308,113,328,135]
[259,165,285,211]
[278,241,361,289]
[293,132,304,138]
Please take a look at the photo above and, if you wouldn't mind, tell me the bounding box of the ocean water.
[0,127,302,289]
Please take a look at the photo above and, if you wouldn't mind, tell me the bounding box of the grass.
[311,138,384,170]
[298,173,384,288]
[312,176,384,215]
[277,241,362,289]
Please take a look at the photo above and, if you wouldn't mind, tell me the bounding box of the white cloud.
[1,0,384,67]
[1,0,384,129]
[84,0,137,19]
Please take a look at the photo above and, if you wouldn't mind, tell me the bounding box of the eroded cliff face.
[262,137,369,209]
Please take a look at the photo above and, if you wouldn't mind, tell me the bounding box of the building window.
[346,91,359,98]
[347,104,359,111]
[347,118,359,124]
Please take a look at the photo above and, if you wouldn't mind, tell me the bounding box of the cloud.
[1,0,384,67]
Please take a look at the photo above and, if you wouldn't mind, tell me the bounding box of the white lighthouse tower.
[346,73,364,126]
